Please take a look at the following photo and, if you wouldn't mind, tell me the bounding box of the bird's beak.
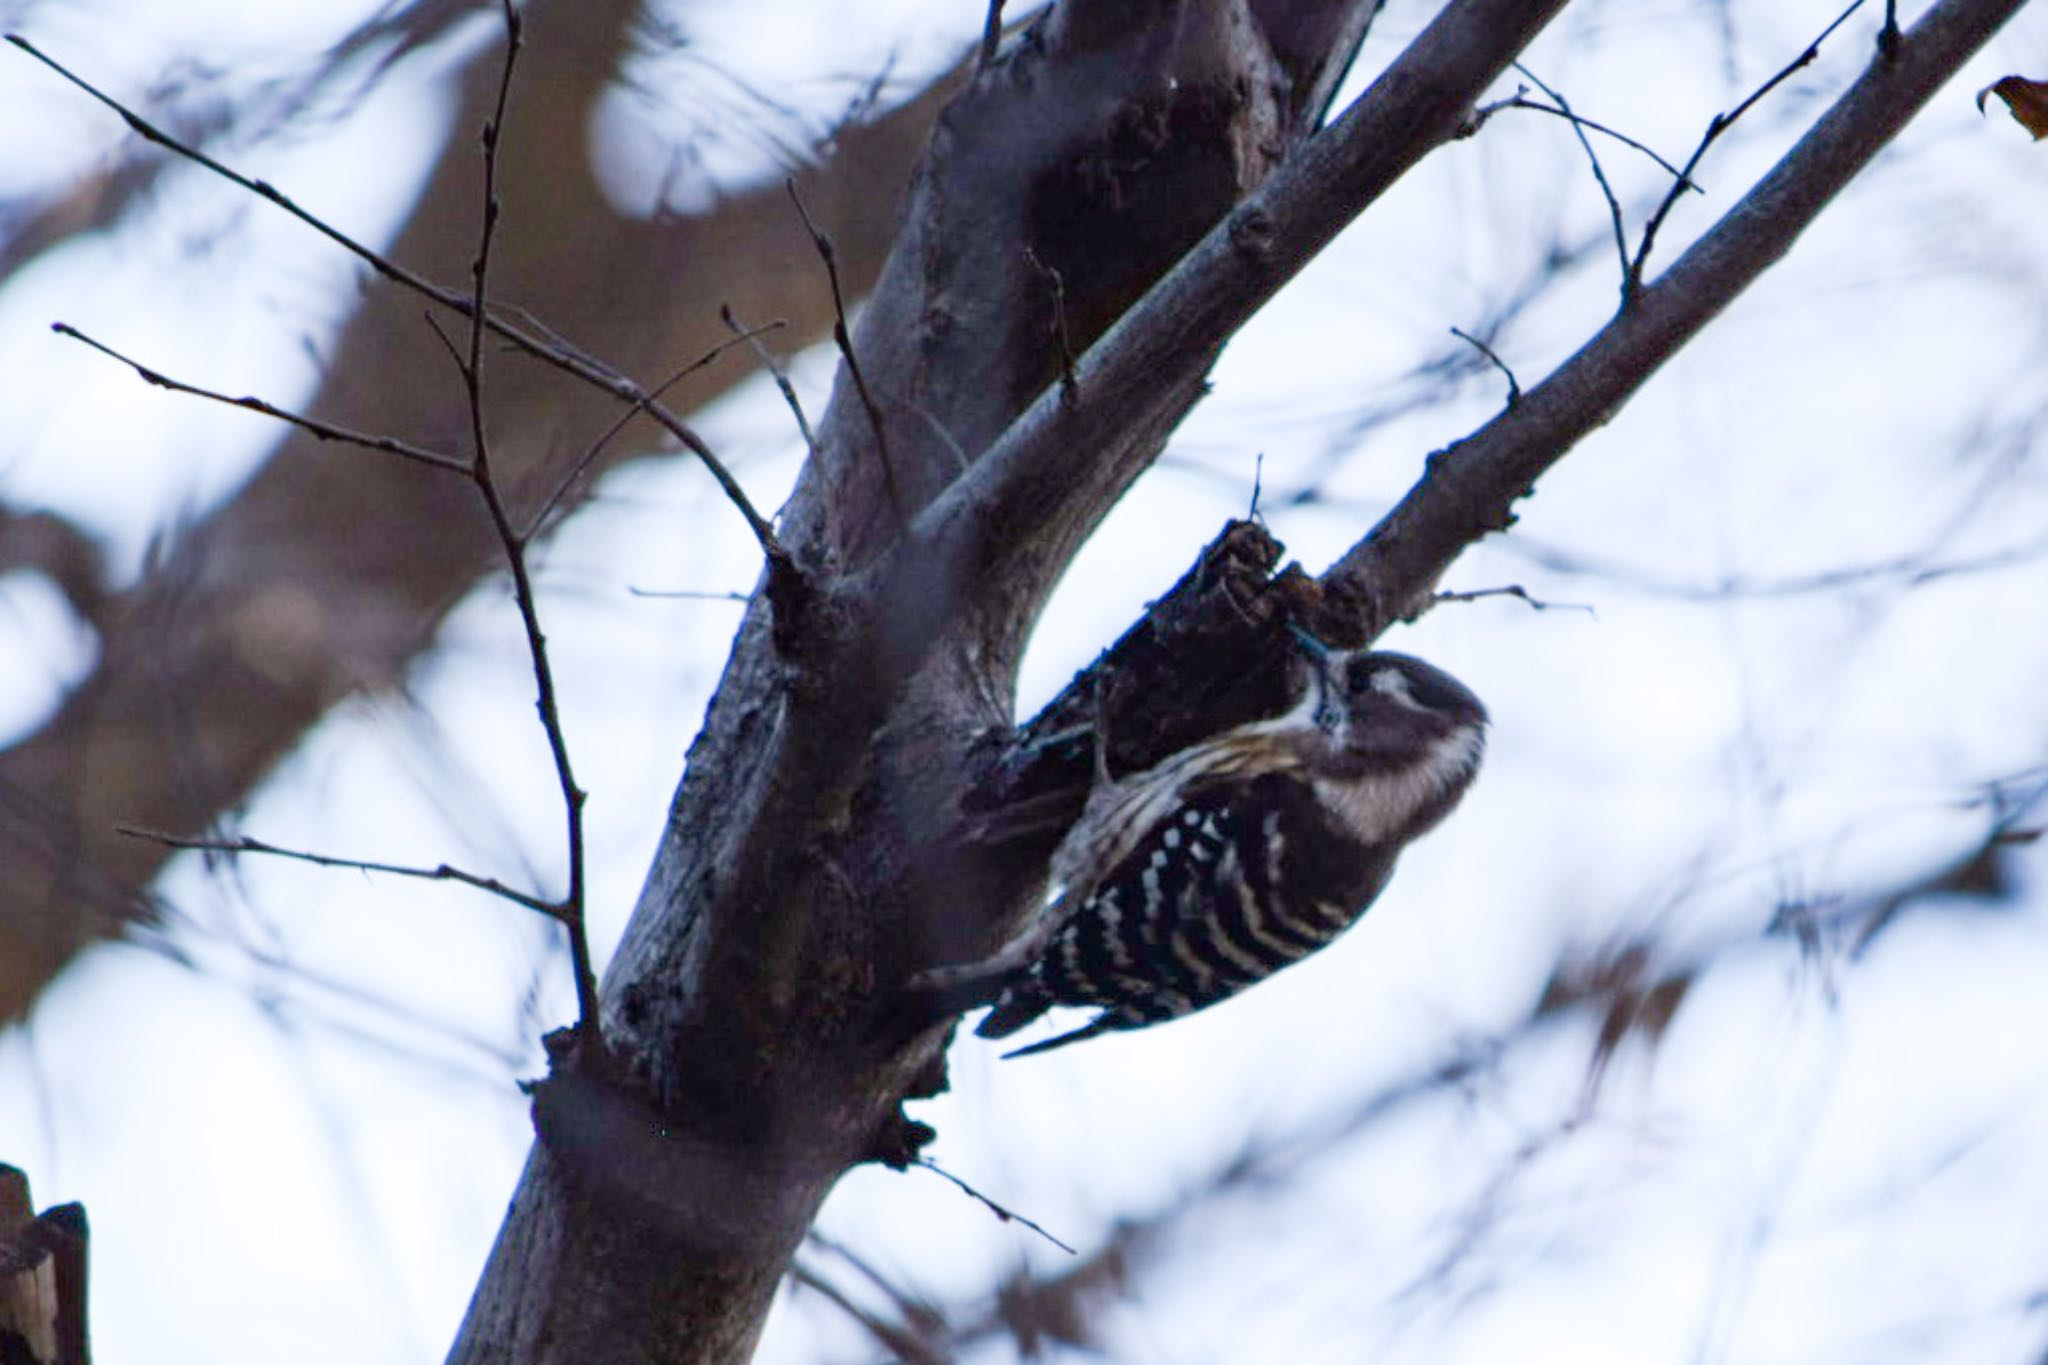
[1285,625,1344,731]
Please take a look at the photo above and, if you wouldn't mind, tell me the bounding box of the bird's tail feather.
[999,1014,1120,1059]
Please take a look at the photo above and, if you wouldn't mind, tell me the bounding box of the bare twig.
[1630,0,1866,297]
[1511,65,1632,306]
[1431,583,1595,616]
[420,308,468,374]
[454,2,601,1039]
[1024,246,1079,405]
[720,304,818,458]
[1880,0,1903,56]
[626,586,751,602]
[915,1158,1077,1255]
[912,404,973,475]
[51,323,469,473]
[1503,531,2048,601]
[788,1261,947,1365]
[1473,92,1697,187]
[529,321,785,540]
[806,1230,946,1335]
[4,32,790,572]
[978,0,1007,72]
[787,178,902,522]
[1331,0,2018,628]
[117,827,563,920]
[1272,228,1611,505]
[6,35,462,323]
[1449,325,1520,408]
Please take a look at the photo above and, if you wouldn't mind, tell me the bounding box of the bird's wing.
[1046,729,1312,909]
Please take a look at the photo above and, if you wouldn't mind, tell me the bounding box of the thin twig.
[1502,529,2048,602]
[806,1231,946,1335]
[454,2,601,1039]
[116,827,563,920]
[528,321,786,540]
[787,178,902,522]
[1474,94,1697,187]
[50,323,470,473]
[1511,65,1631,306]
[720,304,818,458]
[1024,246,1079,405]
[914,1158,1076,1255]
[4,32,788,569]
[1432,583,1596,617]
[1880,0,1902,57]
[421,309,467,374]
[911,405,972,475]
[626,586,750,602]
[788,1262,947,1365]
[977,0,1007,72]
[1449,326,1520,408]
[1630,0,1866,297]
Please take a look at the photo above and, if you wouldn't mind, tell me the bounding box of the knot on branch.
[864,1113,939,1171]
[527,1029,804,1261]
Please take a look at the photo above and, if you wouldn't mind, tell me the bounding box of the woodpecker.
[950,636,1487,1058]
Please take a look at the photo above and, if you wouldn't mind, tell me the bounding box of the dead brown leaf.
[1978,75,2048,139]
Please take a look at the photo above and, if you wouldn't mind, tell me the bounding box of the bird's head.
[1284,627,1488,778]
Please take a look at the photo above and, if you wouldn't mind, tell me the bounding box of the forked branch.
[1330,0,2026,629]
[451,0,601,1038]
[117,828,563,920]
[1628,0,1870,298]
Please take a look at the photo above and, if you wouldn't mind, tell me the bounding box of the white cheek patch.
[1313,722,1485,844]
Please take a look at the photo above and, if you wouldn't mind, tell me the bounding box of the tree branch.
[874,0,1573,673]
[116,827,562,920]
[1627,0,1867,297]
[1329,0,2027,631]
[51,323,470,474]
[452,0,602,1037]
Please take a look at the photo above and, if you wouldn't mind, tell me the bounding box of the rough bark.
[0,0,953,1021]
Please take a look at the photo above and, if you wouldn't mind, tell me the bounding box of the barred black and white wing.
[976,771,1396,1057]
